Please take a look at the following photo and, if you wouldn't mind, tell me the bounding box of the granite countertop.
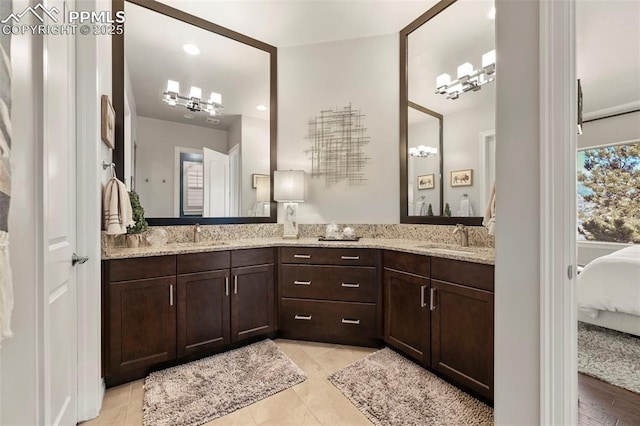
[103,237,495,265]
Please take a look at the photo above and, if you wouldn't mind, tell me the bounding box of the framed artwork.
[252,173,269,188]
[101,95,116,149]
[417,174,435,190]
[451,169,473,187]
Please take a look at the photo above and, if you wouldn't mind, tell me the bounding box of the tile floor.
[81,339,378,426]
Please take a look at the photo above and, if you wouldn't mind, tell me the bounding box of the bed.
[577,244,640,336]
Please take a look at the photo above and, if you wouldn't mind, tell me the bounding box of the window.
[577,142,640,243]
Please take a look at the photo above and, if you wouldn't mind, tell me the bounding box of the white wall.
[240,116,270,215]
[135,117,228,217]
[0,2,40,423]
[578,111,640,149]
[494,0,541,424]
[443,100,495,215]
[278,34,399,224]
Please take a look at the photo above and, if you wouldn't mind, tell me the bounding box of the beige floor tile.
[312,348,363,374]
[205,406,257,426]
[81,404,128,425]
[257,404,320,426]
[277,345,330,379]
[248,388,305,425]
[101,383,131,411]
[295,340,341,358]
[305,388,372,426]
[130,379,145,391]
[124,386,144,425]
[292,377,337,405]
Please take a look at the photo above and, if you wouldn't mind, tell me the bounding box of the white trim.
[478,129,495,210]
[539,0,577,424]
[75,17,104,422]
[578,240,633,250]
[583,100,640,121]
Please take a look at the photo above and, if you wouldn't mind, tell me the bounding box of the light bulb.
[457,63,473,79]
[189,86,202,99]
[482,50,496,68]
[209,92,222,105]
[436,73,451,88]
[166,80,179,93]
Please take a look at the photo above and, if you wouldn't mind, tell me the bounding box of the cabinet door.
[431,280,494,400]
[383,269,430,366]
[177,270,231,358]
[231,264,275,342]
[109,276,176,375]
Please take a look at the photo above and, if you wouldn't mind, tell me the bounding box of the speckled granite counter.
[102,237,495,265]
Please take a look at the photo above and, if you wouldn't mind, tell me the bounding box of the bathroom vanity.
[102,240,494,402]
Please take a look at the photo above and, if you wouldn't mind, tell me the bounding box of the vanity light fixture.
[409,145,438,158]
[435,49,496,100]
[162,79,224,115]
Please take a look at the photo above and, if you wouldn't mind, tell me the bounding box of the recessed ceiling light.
[182,44,200,55]
[184,114,194,119]
[487,6,496,20]
[256,105,267,111]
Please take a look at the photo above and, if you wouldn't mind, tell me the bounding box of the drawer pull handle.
[341,318,360,325]
[420,285,427,308]
[225,276,229,296]
[294,254,311,259]
[234,275,238,294]
[341,283,360,288]
[169,284,174,306]
[341,256,360,260]
[294,314,313,321]
[294,280,312,286]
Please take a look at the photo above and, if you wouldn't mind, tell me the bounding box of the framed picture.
[101,95,116,149]
[252,173,269,188]
[417,174,435,190]
[450,169,473,187]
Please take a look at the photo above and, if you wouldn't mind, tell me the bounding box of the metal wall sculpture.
[305,103,370,186]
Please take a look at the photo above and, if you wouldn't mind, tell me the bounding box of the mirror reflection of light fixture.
[162,79,224,116]
[435,49,496,100]
[274,170,306,239]
[409,145,438,158]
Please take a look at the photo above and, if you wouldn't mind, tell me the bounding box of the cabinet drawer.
[280,298,377,344]
[431,257,494,292]
[280,247,375,266]
[280,265,376,303]
[108,256,176,282]
[383,250,430,277]
[231,248,274,268]
[177,251,230,274]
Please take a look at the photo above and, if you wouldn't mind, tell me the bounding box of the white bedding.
[577,245,640,318]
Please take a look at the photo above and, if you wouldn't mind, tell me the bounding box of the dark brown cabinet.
[279,247,381,346]
[103,248,275,386]
[383,251,495,402]
[383,269,430,366]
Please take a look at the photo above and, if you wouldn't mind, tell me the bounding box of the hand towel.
[457,198,474,217]
[483,181,496,235]
[103,177,134,235]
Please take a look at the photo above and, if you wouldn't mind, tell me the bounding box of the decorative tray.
[317,236,361,242]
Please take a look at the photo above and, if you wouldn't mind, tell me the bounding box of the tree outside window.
[577,142,640,243]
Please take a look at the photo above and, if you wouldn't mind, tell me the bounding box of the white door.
[43,0,78,424]
[203,147,230,217]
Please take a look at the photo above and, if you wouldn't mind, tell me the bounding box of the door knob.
[72,253,89,266]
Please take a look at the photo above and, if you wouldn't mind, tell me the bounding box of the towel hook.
[102,160,116,178]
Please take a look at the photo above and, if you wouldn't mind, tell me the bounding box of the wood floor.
[579,373,640,426]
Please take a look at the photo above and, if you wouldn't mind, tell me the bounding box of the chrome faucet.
[453,224,469,247]
[193,223,202,243]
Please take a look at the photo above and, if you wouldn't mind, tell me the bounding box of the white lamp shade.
[189,86,202,99]
[436,73,451,88]
[209,92,222,105]
[274,170,306,202]
[457,62,473,78]
[166,80,179,93]
[482,50,496,67]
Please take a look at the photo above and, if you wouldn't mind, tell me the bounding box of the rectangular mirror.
[400,0,495,225]
[113,0,277,225]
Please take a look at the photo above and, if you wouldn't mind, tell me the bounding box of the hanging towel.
[415,201,426,216]
[103,177,135,235]
[483,181,496,235]
[457,198,474,217]
[0,18,13,344]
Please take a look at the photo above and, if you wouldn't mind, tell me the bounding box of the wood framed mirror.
[400,0,495,226]
[112,0,277,225]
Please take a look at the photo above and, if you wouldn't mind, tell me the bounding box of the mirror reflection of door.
[203,147,230,217]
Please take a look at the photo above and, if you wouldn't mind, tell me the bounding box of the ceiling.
[125,0,640,130]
